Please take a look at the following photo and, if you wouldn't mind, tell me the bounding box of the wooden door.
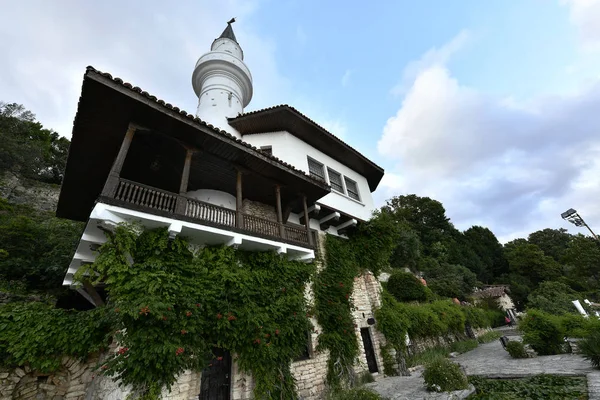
[199,348,231,400]
[360,327,379,373]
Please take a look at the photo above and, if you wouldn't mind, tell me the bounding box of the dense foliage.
[327,387,387,400]
[422,358,468,392]
[519,310,566,355]
[314,212,400,388]
[0,198,83,294]
[578,331,600,369]
[468,375,588,400]
[386,271,428,302]
[0,102,69,184]
[506,341,528,359]
[75,225,316,399]
[0,302,113,372]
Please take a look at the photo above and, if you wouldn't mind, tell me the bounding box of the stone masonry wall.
[241,199,277,222]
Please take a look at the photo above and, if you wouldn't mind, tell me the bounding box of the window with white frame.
[344,177,360,201]
[307,157,325,181]
[327,167,344,193]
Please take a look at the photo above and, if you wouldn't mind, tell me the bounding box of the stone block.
[64,390,86,399]
[0,373,8,379]
[68,383,86,393]
[14,368,26,377]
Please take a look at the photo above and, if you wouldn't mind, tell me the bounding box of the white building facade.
[55,21,386,400]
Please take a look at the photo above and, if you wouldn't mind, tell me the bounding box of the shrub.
[387,271,428,302]
[519,310,565,355]
[579,330,600,369]
[422,358,468,392]
[462,306,489,329]
[404,303,446,338]
[327,387,387,400]
[506,341,528,359]
[560,313,600,338]
[477,330,501,344]
[429,300,466,334]
[450,339,478,354]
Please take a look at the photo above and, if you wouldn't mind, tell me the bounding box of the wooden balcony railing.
[108,178,313,248]
[115,179,177,213]
[185,197,236,227]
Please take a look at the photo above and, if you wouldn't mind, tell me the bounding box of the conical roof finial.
[219,18,238,43]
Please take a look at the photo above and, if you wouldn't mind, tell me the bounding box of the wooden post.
[302,195,314,247]
[236,169,243,228]
[275,184,285,238]
[175,148,194,215]
[101,124,136,197]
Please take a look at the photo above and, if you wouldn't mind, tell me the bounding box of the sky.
[1,0,600,242]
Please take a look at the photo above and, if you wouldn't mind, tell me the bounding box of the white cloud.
[377,32,600,242]
[390,30,470,97]
[0,0,288,138]
[341,69,352,87]
[564,0,600,51]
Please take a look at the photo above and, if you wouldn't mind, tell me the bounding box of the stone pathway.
[366,330,600,399]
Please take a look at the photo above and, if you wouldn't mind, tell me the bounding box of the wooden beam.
[303,195,314,247]
[300,204,321,224]
[82,279,105,307]
[319,211,341,230]
[179,148,194,194]
[275,184,285,238]
[101,123,136,197]
[236,169,243,228]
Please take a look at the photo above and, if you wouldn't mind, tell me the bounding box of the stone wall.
[241,199,277,222]
[0,171,60,212]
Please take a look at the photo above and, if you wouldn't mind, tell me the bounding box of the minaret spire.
[191,19,253,135]
[219,18,238,43]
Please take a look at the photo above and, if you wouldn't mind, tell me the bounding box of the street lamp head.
[561,208,577,219]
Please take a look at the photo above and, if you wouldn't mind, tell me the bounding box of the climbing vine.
[314,211,400,388]
[1,224,316,400]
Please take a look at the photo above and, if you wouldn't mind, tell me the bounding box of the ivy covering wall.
[1,225,316,399]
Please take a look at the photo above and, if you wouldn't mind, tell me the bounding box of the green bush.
[559,313,600,338]
[579,330,600,369]
[450,339,478,354]
[423,358,469,392]
[327,387,387,400]
[506,341,528,359]
[519,310,565,355]
[429,300,466,334]
[476,330,501,344]
[387,271,428,302]
[404,303,446,338]
[462,306,489,329]
[484,309,507,328]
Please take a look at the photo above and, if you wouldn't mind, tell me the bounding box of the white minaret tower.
[192,19,253,135]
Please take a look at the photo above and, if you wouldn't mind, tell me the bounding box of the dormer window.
[307,157,325,181]
[327,168,344,193]
[260,146,272,156]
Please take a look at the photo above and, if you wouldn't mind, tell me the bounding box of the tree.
[527,281,581,315]
[389,224,421,271]
[384,195,454,255]
[504,241,562,295]
[528,228,572,263]
[563,234,600,295]
[463,226,509,282]
[0,102,69,184]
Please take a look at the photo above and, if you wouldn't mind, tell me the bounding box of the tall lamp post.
[561,208,600,242]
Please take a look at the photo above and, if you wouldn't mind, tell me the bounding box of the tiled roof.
[231,104,384,173]
[84,66,329,189]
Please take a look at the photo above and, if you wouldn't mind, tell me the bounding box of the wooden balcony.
[106,178,314,248]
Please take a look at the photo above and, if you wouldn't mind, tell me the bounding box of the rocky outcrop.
[0,172,60,212]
